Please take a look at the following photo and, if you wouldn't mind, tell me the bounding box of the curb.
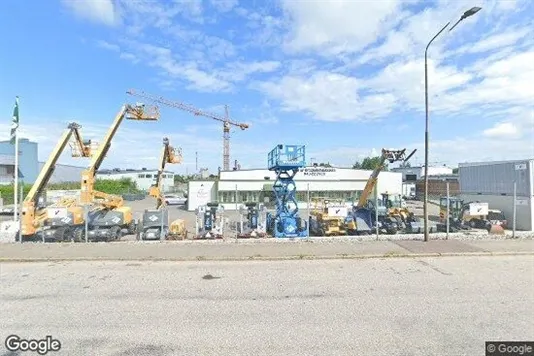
[0,251,532,263]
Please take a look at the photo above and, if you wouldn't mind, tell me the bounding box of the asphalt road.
[1,256,533,355]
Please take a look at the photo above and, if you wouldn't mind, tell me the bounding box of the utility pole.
[195,151,198,172]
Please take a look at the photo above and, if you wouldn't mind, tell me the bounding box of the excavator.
[20,122,92,241]
[139,137,183,240]
[345,148,416,235]
[79,103,159,241]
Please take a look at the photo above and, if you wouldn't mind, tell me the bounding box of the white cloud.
[60,0,534,168]
[482,122,519,138]
[281,0,402,55]
[61,0,119,26]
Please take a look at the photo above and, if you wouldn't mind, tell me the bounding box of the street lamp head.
[462,6,482,19]
[449,6,482,32]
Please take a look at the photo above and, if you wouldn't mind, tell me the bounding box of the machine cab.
[439,197,464,221]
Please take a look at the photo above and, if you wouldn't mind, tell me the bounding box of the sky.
[0,0,533,175]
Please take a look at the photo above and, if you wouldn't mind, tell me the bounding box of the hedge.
[0,178,142,205]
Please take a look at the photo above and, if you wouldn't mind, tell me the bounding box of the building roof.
[458,159,533,167]
[97,168,175,175]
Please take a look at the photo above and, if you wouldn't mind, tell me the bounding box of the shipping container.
[459,159,533,196]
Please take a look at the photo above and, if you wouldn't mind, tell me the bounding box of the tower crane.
[126,89,250,171]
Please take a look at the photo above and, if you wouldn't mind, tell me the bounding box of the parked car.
[164,194,187,206]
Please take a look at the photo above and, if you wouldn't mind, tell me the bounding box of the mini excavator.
[20,122,92,241]
[139,137,183,240]
[80,103,159,241]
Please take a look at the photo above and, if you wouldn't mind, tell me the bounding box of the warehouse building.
[391,165,453,181]
[459,159,534,231]
[97,168,175,192]
[187,167,403,211]
[0,137,84,185]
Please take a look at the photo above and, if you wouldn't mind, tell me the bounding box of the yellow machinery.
[80,103,159,241]
[139,137,184,240]
[21,122,92,241]
[380,192,416,226]
[438,197,505,234]
[346,148,416,235]
[308,197,348,236]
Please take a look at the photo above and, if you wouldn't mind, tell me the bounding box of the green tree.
[318,162,332,167]
[352,156,388,171]
[399,161,411,168]
[452,168,459,174]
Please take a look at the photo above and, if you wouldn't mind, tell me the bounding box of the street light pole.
[423,6,482,242]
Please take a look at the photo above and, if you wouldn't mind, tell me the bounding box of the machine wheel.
[73,227,84,242]
[110,226,121,240]
[127,220,137,235]
[54,227,67,242]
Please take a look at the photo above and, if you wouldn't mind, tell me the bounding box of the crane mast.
[126,89,249,171]
[149,137,182,209]
[79,103,159,206]
[21,122,92,237]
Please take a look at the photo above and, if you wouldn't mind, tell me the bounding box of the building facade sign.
[299,167,336,177]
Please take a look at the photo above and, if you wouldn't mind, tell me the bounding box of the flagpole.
[12,96,20,223]
[14,134,19,222]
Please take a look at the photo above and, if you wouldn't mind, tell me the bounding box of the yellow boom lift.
[345,148,416,235]
[80,103,159,241]
[139,137,183,240]
[20,122,92,241]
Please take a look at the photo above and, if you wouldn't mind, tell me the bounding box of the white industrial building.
[391,165,453,181]
[459,159,534,231]
[187,167,403,211]
[97,169,175,192]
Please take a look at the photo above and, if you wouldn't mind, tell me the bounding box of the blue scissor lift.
[266,144,308,238]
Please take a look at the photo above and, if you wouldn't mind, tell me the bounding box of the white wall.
[187,181,217,211]
[460,194,533,231]
[392,166,453,180]
[188,168,403,211]
[97,171,175,192]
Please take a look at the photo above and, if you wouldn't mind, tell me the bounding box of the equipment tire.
[469,220,477,228]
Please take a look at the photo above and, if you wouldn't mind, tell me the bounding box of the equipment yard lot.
[1,256,533,356]
[126,198,442,240]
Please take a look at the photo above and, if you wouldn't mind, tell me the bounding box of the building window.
[405,174,417,181]
[145,174,152,178]
[138,174,145,178]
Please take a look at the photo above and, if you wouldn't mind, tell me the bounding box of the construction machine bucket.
[488,224,505,235]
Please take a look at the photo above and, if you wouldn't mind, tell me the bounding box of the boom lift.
[81,103,159,241]
[139,137,183,240]
[20,123,92,241]
[345,148,416,235]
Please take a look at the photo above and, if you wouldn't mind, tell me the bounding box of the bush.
[0,184,33,205]
[0,178,142,205]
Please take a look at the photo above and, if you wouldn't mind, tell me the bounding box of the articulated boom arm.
[80,104,159,206]
[21,122,91,236]
[356,148,416,208]
[149,137,183,209]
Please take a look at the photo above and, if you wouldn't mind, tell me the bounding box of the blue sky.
[0,0,532,175]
